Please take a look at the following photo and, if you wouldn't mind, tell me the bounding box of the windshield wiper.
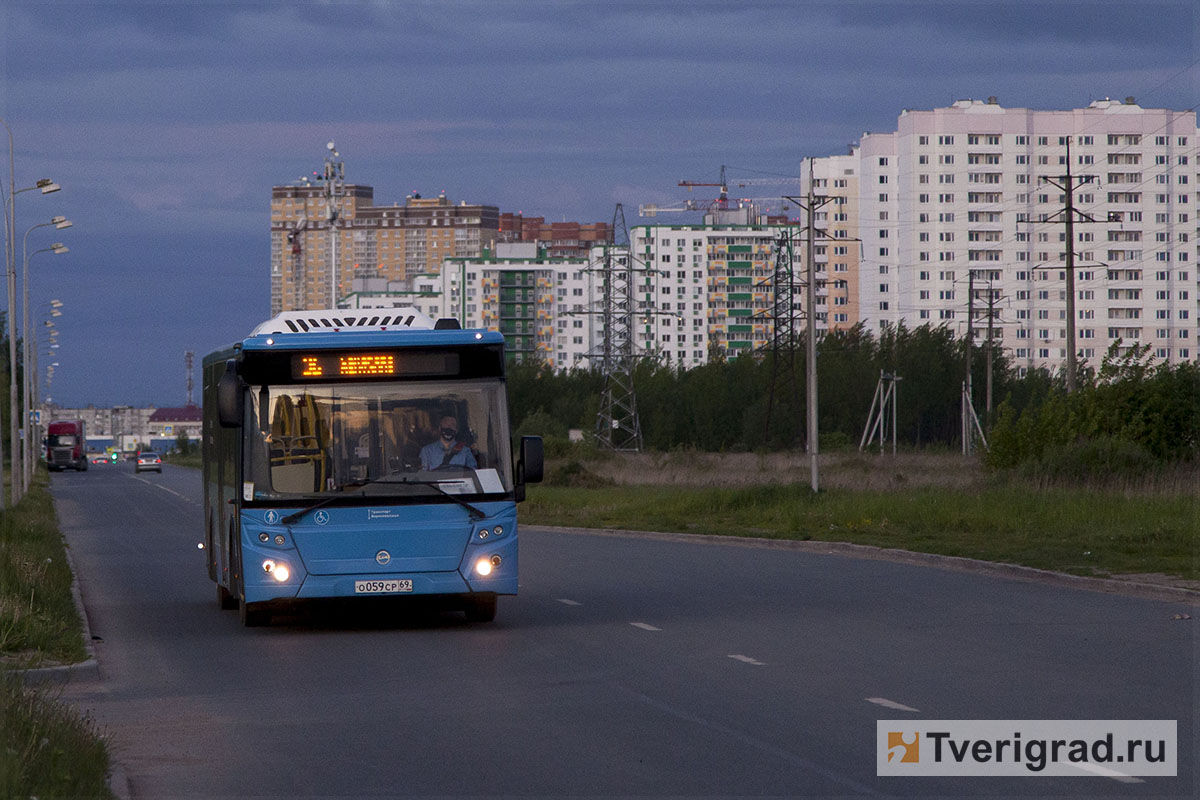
[390,478,487,520]
[280,475,487,525]
[280,479,372,525]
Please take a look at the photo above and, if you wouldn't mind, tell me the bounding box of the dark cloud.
[2,0,1194,406]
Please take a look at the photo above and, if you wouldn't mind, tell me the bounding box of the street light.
[22,222,70,492]
[2,115,60,504]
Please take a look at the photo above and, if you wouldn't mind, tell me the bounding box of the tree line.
[508,323,1199,466]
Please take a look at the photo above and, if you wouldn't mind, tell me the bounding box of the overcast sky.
[2,0,1195,407]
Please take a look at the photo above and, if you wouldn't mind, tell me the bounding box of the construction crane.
[286,216,308,310]
[678,164,732,211]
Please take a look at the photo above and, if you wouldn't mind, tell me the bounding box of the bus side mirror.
[514,436,543,503]
[519,435,543,484]
[217,360,244,428]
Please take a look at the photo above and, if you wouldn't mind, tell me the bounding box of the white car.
[135,452,163,473]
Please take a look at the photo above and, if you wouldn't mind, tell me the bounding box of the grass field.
[0,468,113,799]
[523,450,1199,584]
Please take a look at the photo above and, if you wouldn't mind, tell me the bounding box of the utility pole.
[782,162,836,492]
[986,284,998,425]
[964,271,976,455]
[1041,139,1100,393]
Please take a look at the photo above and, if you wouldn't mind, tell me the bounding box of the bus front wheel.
[464,594,497,623]
[240,598,270,627]
[217,581,237,610]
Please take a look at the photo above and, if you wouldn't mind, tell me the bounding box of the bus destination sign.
[290,352,458,380]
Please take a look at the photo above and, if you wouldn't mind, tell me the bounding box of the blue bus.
[202,309,542,626]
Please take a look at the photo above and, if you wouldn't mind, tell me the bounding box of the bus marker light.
[477,529,490,539]
[274,534,286,545]
[493,525,504,536]
[259,532,269,542]
[490,555,502,567]
[474,558,492,577]
[262,559,275,573]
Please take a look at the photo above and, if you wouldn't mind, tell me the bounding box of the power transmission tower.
[592,204,645,452]
[185,351,195,407]
[321,141,346,308]
[762,228,803,446]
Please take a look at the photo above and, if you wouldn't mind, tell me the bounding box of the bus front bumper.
[241,534,518,604]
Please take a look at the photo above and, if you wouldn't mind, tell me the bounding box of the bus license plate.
[355,579,413,594]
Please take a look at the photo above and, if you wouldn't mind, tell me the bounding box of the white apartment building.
[339,243,603,368]
[632,224,813,365]
[823,97,1198,372]
[338,227,816,370]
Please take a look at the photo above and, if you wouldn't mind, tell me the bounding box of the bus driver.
[420,414,478,471]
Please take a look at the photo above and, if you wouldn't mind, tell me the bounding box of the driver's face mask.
[440,427,457,441]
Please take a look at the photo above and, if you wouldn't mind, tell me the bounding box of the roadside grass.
[1,467,114,799]
[0,667,113,799]
[0,470,87,668]
[524,452,1199,582]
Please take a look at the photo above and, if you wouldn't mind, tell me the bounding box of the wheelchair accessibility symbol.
[314,510,330,526]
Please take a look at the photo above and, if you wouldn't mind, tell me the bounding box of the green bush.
[543,459,613,488]
[1025,437,1159,483]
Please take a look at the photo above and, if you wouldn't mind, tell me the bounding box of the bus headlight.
[262,560,290,582]
[475,555,501,576]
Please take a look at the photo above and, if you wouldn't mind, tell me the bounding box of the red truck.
[46,419,88,471]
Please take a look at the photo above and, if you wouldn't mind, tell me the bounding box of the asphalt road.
[53,464,1194,798]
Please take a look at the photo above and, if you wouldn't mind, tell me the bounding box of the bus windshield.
[243,379,513,501]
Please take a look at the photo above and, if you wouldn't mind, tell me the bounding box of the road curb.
[532,525,1200,606]
[15,532,133,800]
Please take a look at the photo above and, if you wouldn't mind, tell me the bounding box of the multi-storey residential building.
[632,223,816,365]
[270,187,500,314]
[339,244,602,368]
[816,97,1198,372]
[803,154,862,331]
[499,214,611,258]
[339,225,817,371]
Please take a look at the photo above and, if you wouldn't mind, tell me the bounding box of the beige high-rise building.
[803,153,861,332]
[270,186,500,313]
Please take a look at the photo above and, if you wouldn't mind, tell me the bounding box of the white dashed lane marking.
[556,599,582,606]
[630,622,661,631]
[866,697,920,712]
[728,654,765,665]
[1069,762,1144,784]
[130,474,199,506]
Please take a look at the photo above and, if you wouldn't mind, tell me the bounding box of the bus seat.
[271,461,317,493]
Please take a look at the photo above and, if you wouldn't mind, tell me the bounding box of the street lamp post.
[33,306,61,470]
[22,223,69,492]
[3,116,60,504]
